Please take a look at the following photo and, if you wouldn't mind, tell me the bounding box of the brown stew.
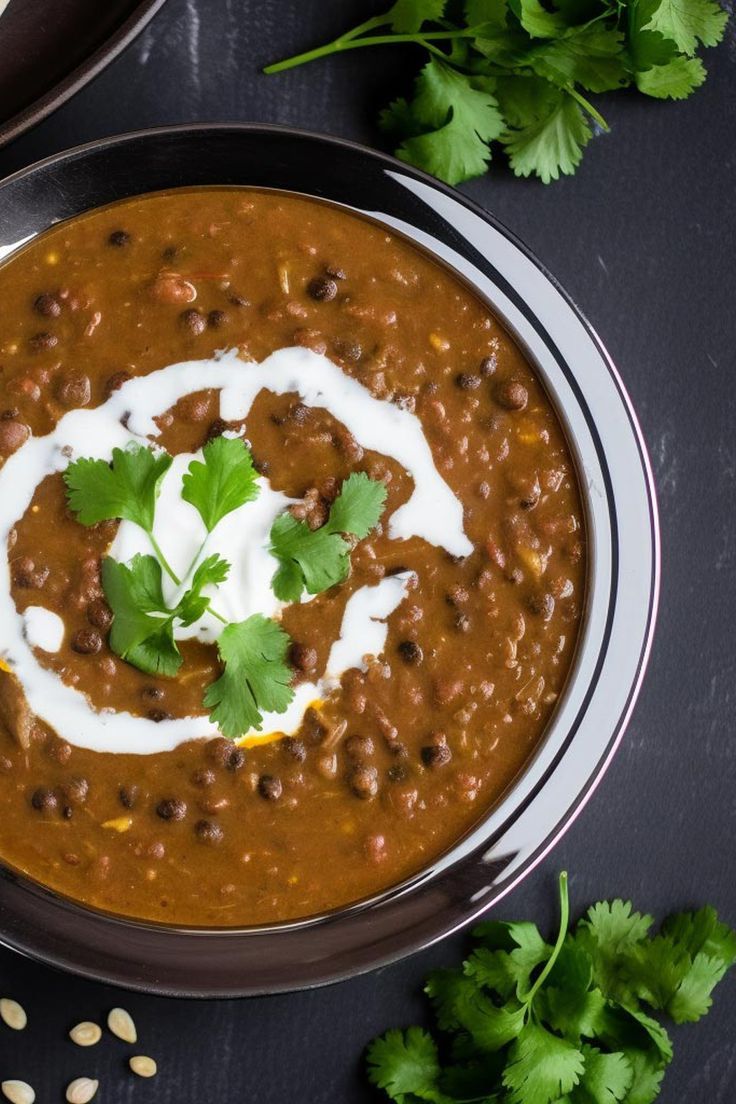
[0,189,585,925]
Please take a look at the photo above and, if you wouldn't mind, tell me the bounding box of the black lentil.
[397,640,423,665]
[194,818,224,844]
[455,373,482,391]
[258,775,283,801]
[119,784,139,809]
[31,787,58,812]
[307,275,338,302]
[156,797,187,821]
[33,292,62,318]
[421,743,452,767]
[71,629,103,655]
[180,308,207,335]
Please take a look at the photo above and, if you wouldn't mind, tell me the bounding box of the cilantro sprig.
[269,471,388,602]
[367,872,736,1103]
[265,0,728,184]
[64,438,386,739]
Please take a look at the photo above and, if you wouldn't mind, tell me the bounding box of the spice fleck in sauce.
[0,189,585,925]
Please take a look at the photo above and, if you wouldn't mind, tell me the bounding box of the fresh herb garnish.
[366,872,736,1103]
[181,433,261,533]
[269,471,388,602]
[64,439,385,738]
[265,0,728,184]
[204,615,294,739]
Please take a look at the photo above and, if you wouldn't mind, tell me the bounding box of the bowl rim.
[0,123,660,996]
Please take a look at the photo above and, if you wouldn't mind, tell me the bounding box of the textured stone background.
[0,1,735,1099]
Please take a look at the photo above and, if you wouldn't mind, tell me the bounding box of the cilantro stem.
[524,871,570,1006]
[565,86,610,131]
[148,534,181,586]
[264,29,480,74]
[338,14,387,42]
[171,536,230,627]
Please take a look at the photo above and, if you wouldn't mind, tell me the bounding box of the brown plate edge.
[0,0,169,149]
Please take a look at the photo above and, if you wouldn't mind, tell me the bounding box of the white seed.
[65,1078,98,1104]
[0,998,27,1031]
[69,1021,102,1047]
[129,1056,157,1078]
[1,1083,34,1104]
[107,1005,137,1043]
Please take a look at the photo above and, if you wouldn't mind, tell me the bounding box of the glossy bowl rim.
[0,123,660,996]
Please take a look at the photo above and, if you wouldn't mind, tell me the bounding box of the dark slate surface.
[0,1,735,1099]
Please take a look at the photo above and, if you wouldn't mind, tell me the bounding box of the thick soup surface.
[0,189,585,925]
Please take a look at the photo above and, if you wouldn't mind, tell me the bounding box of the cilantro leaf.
[618,1047,666,1104]
[439,1056,506,1100]
[269,472,387,602]
[270,514,351,602]
[464,946,522,1000]
[509,0,568,38]
[660,905,736,965]
[387,0,447,32]
[529,25,630,93]
[495,74,561,126]
[124,623,182,680]
[634,53,705,96]
[573,898,653,1005]
[182,436,260,533]
[503,1022,585,1103]
[394,61,505,184]
[204,615,293,739]
[101,554,182,677]
[623,934,692,1011]
[175,554,231,626]
[667,951,731,1023]
[502,90,592,183]
[380,96,424,138]
[468,920,551,1000]
[642,0,727,54]
[426,970,526,1050]
[570,1045,632,1104]
[598,1003,673,1065]
[626,0,680,69]
[542,984,608,1040]
[327,470,390,538]
[65,443,172,532]
[366,1027,446,1102]
[465,0,509,31]
[624,916,736,1023]
[533,940,608,1040]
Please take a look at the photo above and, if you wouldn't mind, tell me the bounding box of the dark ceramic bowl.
[0,125,659,996]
